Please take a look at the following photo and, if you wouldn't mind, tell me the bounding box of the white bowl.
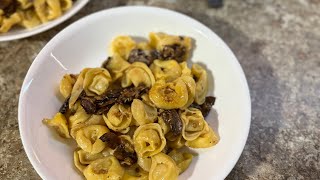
[0,0,89,41]
[18,6,251,180]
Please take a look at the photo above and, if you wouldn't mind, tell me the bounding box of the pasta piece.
[111,36,136,60]
[75,125,109,154]
[34,0,62,22]
[180,62,192,77]
[69,68,90,108]
[103,104,132,133]
[18,9,41,29]
[150,60,182,82]
[69,103,91,128]
[59,74,76,99]
[149,153,179,180]
[70,113,106,139]
[131,99,157,126]
[43,112,70,138]
[137,156,152,172]
[192,64,208,104]
[158,115,170,135]
[17,0,33,9]
[185,122,219,148]
[60,0,73,11]
[122,62,155,88]
[0,13,21,33]
[149,79,188,109]
[133,123,166,157]
[167,135,186,149]
[104,54,130,81]
[149,32,192,62]
[168,150,193,174]
[83,68,112,96]
[74,150,86,172]
[123,164,149,180]
[141,94,156,107]
[83,156,125,180]
[178,76,196,109]
[180,108,206,141]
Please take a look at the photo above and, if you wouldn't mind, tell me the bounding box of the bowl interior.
[19,6,251,180]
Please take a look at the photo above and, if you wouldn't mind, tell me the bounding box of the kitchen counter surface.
[0,0,319,179]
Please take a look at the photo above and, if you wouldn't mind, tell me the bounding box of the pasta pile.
[0,0,74,33]
[44,32,219,180]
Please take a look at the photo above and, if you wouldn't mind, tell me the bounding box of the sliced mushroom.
[160,109,183,136]
[114,138,137,166]
[161,44,186,62]
[59,96,70,114]
[99,132,121,149]
[80,96,96,114]
[190,96,216,117]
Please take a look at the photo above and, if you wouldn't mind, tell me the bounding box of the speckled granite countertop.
[0,0,319,179]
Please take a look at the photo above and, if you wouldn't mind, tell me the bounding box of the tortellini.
[83,68,112,96]
[180,108,206,141]
[104,54,130,80]
[0,0,74,33]
[83,156,125,180]
[122,62,155,88]
[150,60,181,82]
[103,104,132,133]
[149,32,192,62]
[149,79,188,109]
[75,125,109,154]
[131,99,157,126]
[59,74,76,99]
[133,123,166,157]
[185,122,219,148]
[149,153,179,180]
[192,64,209,104]
[123,164,149,180]
[34,0,62,22]
[44,33,219,180]
[111,36,136,60]
[43,112,70,138]
[168,150,193,174]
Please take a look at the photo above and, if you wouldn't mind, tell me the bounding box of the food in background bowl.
[0,0,75,33]
[43,32,219,179]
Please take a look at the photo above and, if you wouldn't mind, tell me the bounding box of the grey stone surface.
[0,0,319,179]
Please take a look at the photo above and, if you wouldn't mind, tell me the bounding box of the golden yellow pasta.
[133,123,166,157]
[150,60,182,82]
[149,79,188,109]
[168,150,193,174]
[43,112,70,138]
[149,153,179,180]
[103,104,132,133]
[122,62,155,88]
[44,32,219,180]
[0,0,74,33]
[192,64,209,104]
[83,156,125,180]
[75,125,109,154]
[131,99,157,126]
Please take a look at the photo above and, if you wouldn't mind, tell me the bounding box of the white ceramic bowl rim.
[0,0,89,41]
[18,6,251,180]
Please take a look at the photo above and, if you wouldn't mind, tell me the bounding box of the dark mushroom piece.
[161,109,183,136]
[190,96,216,117]
[161,44,186,62]
[59,97,70,114]
[99,132,121,149]
[80,96,97,114]
[128,49,152,65]
[1,0,18,17]
[113,138,137,166]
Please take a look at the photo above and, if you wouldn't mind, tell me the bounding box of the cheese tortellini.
[192,64,209,104]
[75,125,109,154]
[122,62,155,88]
[83,156,125,180]
[150,60,181,82]
[44,33,219,180]
[149,153,179,180]
[0,0,74,33]
[103,104,132,133]
[133,123,166,157]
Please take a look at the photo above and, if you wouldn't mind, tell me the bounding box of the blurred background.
[0,0,319,179]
